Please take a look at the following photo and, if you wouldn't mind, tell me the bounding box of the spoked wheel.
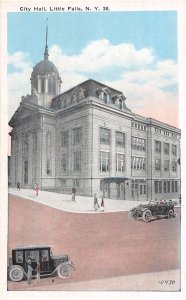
[168,209,175,218]
[142,210,152,223]
[9,266,24,282]
[57,264,72,279]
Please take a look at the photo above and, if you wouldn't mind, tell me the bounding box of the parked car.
[8,245,75,282]
[129,200,176,223]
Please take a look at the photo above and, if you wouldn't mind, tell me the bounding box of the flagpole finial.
[44,18,49,60]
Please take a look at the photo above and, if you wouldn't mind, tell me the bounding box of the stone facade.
[9,48,181,201]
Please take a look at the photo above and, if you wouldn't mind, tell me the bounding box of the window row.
[61,151,81,173]
[132,122,147,132]
[100,151,125,172]
[155,141,177,156]
[131,156,146,170]
[61,127,82,147]
[155,159,177,172]
[154,180,178,194]
[155,127,179,139]
[132,137,146,151]
[97,89,125,109]
[100,128,125,147]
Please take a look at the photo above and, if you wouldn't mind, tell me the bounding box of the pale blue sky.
[7,11,178,126]
[8,11,177,66]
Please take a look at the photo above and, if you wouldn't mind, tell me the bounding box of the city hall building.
[9,40,181,201]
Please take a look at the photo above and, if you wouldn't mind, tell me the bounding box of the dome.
[32,59,59,76]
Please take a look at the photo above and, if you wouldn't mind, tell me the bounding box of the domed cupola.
[30,22,62,108]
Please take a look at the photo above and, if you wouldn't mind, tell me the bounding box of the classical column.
[37,76,41,93]
[17,135,23,183]
[10,136,16,186]
[28,132,34,187]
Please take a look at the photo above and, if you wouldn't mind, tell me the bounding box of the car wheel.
[57,264,72,279]
[168,209,175,218]
[142,210,152,223]
[9,266,24,282]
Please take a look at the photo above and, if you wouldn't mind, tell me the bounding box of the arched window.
[103,93,108,104]
[48,78,52,93]
[119,99,122,110]
[41,78,45,93]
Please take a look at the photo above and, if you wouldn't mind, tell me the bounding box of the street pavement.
[8,188,179,213]
[8,188,180,291]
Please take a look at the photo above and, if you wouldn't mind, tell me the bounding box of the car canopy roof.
[13,245,50,251]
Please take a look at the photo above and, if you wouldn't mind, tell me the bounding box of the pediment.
[9,103,40,127]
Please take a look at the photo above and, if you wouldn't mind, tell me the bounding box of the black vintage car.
[8,245,75,282]
[129,200,177,222]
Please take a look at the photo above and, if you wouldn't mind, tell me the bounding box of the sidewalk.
[8,269,180,291]
[9,188,151,213]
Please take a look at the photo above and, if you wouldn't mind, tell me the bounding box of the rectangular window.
[144,185,147,194]
[16,251,23,263]
[159,181,162,193]
[61,154,68,172]
[172,144,177,156]
[61,130,69,147]
[164,160,169,171]
[163,181,167,193]
[41,78,45,93]
[73,127,82,145]
[172,181,175,193]
[132,156,146,170]
[73,151,81,172]
[100,151,110,172]
[155,140,161,153]
[116,153,125,172]
[167,181,170,193]
[116,131,125,147]
[132,137,146,151]
[100,128,110,144]
[164,143,170,155]
[175,181,178,192]
[155,181,158,194]
[172,161,177,172]
[155,159,161,171]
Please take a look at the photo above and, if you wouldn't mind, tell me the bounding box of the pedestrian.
[17,180,21,191]
[71,187,76,202]
[35,261,41,284]
[27,259,33,285]
[34,183,39,196]
[94,194,99,211]
[100,195,105,212]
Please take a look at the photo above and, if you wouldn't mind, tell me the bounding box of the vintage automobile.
[8,245,75,282]
[129,200,177,222]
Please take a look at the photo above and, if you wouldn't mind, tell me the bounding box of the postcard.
[0,1,186,300]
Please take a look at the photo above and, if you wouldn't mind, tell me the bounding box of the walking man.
[35,261,41,284]
[27,260,33,285]
[17,180,21,191]
[100,195,105,212]
[94,194,99,211]
[71,187,76,202]
[34,183,39,196]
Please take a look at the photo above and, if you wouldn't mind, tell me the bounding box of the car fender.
[140,208,148,212]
